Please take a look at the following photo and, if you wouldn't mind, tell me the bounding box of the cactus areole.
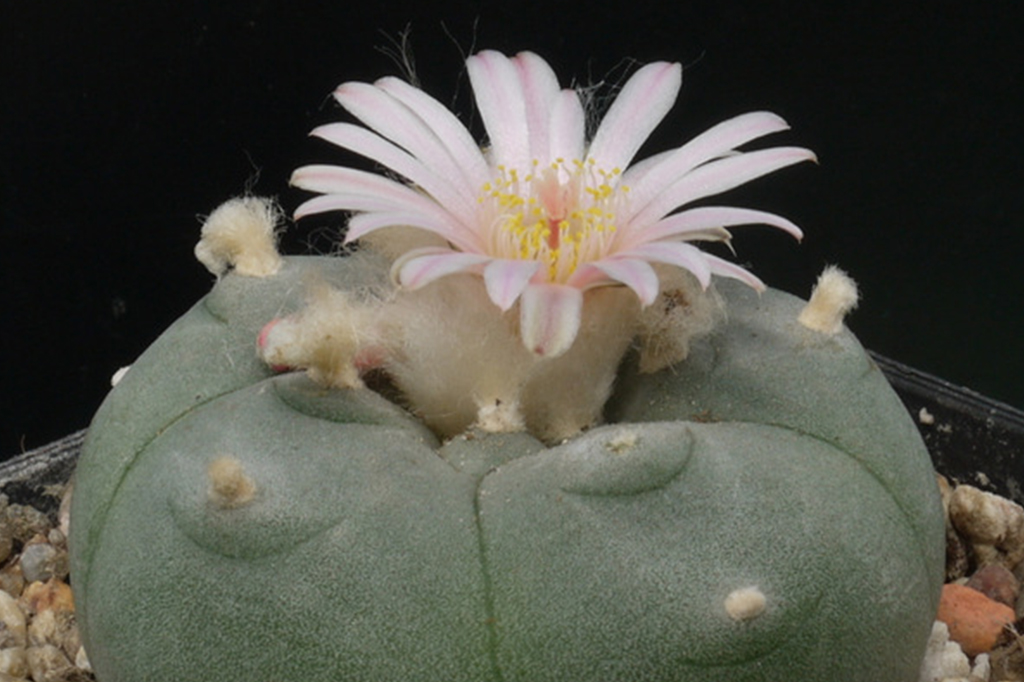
[69,51,943,682]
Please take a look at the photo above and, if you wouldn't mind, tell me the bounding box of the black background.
[3,0,1022,455]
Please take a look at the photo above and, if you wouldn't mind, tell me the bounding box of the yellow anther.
[478,157,627,282]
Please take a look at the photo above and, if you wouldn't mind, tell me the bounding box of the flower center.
[480,159,628,282]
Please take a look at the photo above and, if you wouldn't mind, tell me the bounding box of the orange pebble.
[936,583,1016,656]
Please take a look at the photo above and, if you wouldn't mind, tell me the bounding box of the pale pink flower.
[292,50,813,358]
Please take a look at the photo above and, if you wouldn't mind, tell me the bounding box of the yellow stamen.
[478,158,628,283]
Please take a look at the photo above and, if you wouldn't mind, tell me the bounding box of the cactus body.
[69,255,944,682]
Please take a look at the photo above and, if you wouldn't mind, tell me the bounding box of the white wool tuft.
[195,197,284,277]
[798,265,859,335]
[379,275,538,438]
[378,278,640,442]
[207,456,257,509]
[635,266,724,374]
[520,287,639,442]
[258,284,381,389]
[724,587,768,622]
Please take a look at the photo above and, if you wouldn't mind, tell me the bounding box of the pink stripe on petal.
[393,250,492,290]
[704,253,767,291]
[631,146,817,226]
[293,194,421,220]
[292,165,452,208]
[375,77,491,188]
[631,206,803,246]
[587,61,682,172]
[513,52,561,163]
[346,211,467,247]
[617,149,674,187]
[615,241,712,288]
[291,165,467,232]
[519,284,583,358]
[564,263,615,291]
[291,164,408,195]
[548,90,586,166]
[467,51,530,169]
[483,259,542,310]
[312,123,477,221]
[624,111,791,210]
[295,192,479,248]
[334,82,480,204]
[334,82,440,159]
[588,258,661,305]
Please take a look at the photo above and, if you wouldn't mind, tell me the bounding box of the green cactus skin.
[69,255,944,682]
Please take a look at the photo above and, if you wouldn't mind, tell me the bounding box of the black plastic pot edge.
[0,428,84,518]
[870,352,1024,503]
[4,355,1023,506]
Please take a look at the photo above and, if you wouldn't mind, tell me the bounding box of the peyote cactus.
[69,51,944,682]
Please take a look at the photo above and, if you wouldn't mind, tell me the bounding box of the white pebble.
[0,591,27,648]
[970,653,991,681]
[917,621,970,682]
[74,645,92,673]
[948,484,1024,565]
[19,543,67,584]
[26,644,74,682]
[0,646,28,677]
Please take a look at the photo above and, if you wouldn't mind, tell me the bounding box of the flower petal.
[623,111,792,210]
[548,89,586,166]
[483,259,542,311]
[519,283,583,358]
[312,122,476,220]
[631,146,817,226]
[513,51,562,163]
[587,258,661,305]
[293,192,436,222]
[346,211,468,246]
[626,206,803,248]
[467,50,530,169]
[614,241,713,288]
[333,81,480,202]
[586,61,682,171]
[375,76,491,188]
[392,248,492,290]
[615,148,674,186]
[703,253,768,291]
[291,164,409,196]
[291,165,482,249]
